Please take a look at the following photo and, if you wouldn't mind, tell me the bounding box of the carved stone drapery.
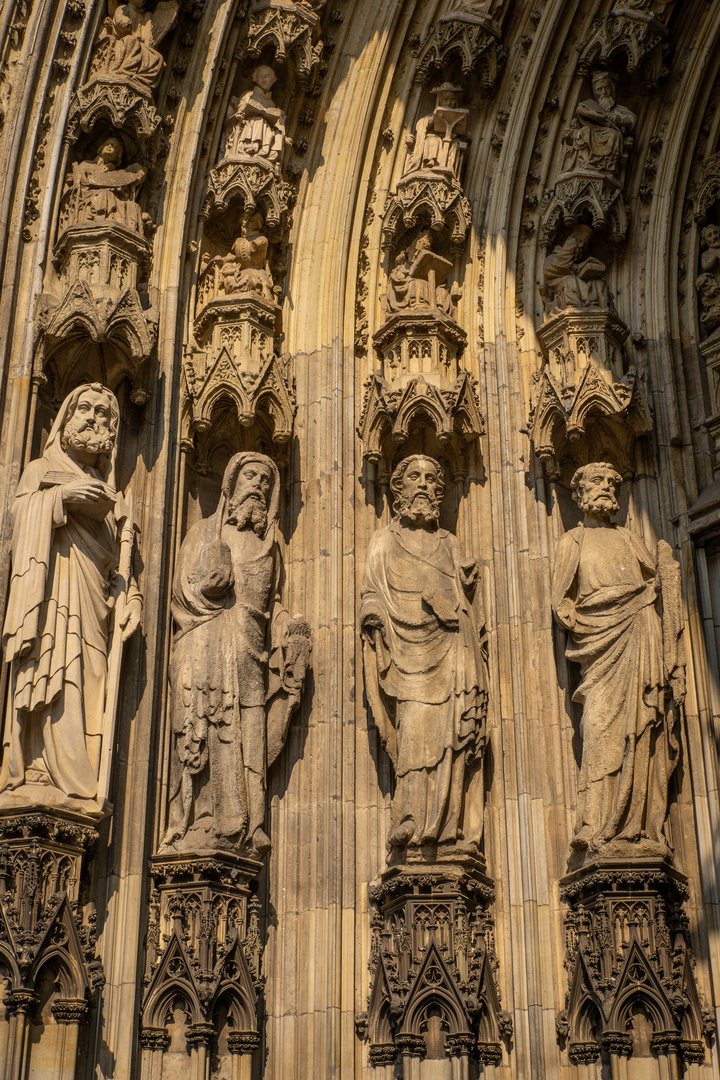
[558,861,712,1070]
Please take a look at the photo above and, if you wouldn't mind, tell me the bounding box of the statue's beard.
[580,490,618,517]
[227,493,268,536]
[62,418,114,458]
[397,491,440,525]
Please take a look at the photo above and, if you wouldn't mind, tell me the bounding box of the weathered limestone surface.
[0,1,720,1079]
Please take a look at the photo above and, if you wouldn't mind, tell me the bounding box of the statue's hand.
[62,479,116,519]
[361,613,387,646]
[199,539,234,598]
[119,595,142,642]
[555,597,576,630]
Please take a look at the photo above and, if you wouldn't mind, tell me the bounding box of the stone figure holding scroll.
[162,452,310,858]
[0,384,142,805]
[551,463,685,858]
[403,83,469,184]
[360,455,487,856]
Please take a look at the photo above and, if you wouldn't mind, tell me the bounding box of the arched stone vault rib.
[643,1,720,1040]
[93,4,247,1076]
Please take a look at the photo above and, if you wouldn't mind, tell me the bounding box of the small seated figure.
[95,0,178,92]
[403,83,469,185]
[696,225,720,332]
[540,225,613,318]
[386,232,461,318]
[559,71,636,183]
[63,136,146,235]
[221,65,291,167]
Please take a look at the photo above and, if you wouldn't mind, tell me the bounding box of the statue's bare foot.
[388,819,415,847]
[252,827,272,856]
[570,826,593,851]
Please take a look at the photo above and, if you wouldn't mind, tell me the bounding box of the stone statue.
[61,136,146,234]
[559,71,636,181]
[222,65,290,167]
[540,225,613,317]
[95,0,179,91]
[162,453,310,858]
[403,83,469,184]
[219,213,276,301]
[0,384,142,805]
[360,455,487,856]
[551,463,685,858]
[696,224,720,331]
[385,232,460,318]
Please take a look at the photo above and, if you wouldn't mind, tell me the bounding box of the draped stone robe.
[552,523,679,849]
[1,447,117,799]
[360,519,487,847]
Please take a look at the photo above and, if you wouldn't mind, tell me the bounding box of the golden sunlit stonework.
[0,1,719,1078]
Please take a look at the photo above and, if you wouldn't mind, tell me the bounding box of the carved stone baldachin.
[578,1,671,90]
[414,9,505,95]
[245,0,324,90]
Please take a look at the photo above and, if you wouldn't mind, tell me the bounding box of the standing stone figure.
[552,463,685,857]
[360,455,487,856]
[162,453,310,858]
[0,384,142,803]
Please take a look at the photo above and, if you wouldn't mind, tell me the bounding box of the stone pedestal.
[558,859,713,1072]
[140,852,263,1075]
[359,856,510,1076]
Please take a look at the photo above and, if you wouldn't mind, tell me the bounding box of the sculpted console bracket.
[140,854,262,1073]
[558,861,712,1070]
[359,863,511,1072]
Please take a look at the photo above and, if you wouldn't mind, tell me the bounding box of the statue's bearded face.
[592,74,615,108]
[396,458,441,525]
[227,461,272,535]
[61,389,115,458]
[577,466,620,518]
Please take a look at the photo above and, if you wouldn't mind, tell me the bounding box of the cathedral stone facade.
[0,1,719,1078]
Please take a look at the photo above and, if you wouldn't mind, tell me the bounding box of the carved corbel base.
[246,0,323,90]
[382,175,471,252]
[578,7,668,88]
[202,156,293,241]
[414,12,504,94]
[536,307,629,387]
[141,853,263,1067]
[357,368,484,484]
[558,859,714,1070]
[53,223,151,293]
[0,806,104,1069]
[66,75,161,144]
[358,859,511,1072]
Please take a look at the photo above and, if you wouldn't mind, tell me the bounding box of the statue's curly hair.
[390,454,446,512]
[570,461,622,506]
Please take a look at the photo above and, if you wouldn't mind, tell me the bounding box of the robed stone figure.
[360,455,487,857]
[1,383,141,806]
[162,452,310,859]
[551,463,685,859]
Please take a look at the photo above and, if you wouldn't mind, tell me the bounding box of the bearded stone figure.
[360,456,487,859]
[0,384,142,807]
[552,463,686,860]
[559,71,636,182]
[162,453,310,859]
